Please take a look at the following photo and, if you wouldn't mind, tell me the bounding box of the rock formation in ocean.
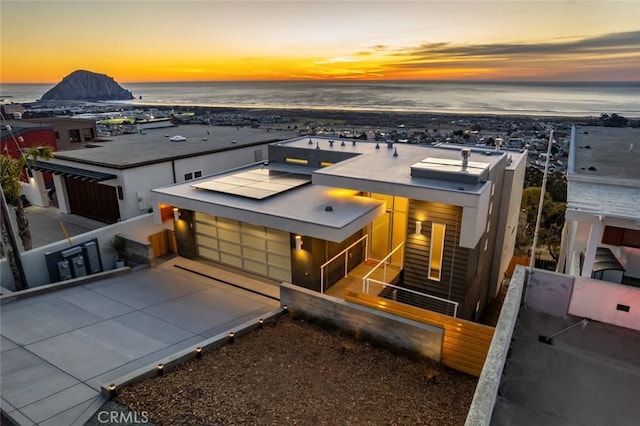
[40,70,134,101]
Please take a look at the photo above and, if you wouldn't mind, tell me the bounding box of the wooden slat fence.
[345,290,494,377]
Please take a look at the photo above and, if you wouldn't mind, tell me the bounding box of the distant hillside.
[40,70,134,101]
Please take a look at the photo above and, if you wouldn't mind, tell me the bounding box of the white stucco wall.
[568,277,640,331]
[460,184,491,248]
[492,152,527,298]
[0,214,169,290]
[172,145,268,183]
[118,163,173,219]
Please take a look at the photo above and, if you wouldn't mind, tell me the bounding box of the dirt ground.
[115,315,477,425]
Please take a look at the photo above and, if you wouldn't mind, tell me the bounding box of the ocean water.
[1,80,638,117]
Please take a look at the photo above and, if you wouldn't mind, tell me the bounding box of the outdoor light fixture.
[229,332,235,343]
[157,363,164,376]
[195,347,203,359]
[173,207,180,221]
[295,235,303,250]
[107,384,117,398]
[259,319,264,328]
[283,305,288,313]
[415,221,422,235]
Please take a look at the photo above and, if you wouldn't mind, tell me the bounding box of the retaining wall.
[280,283,444,362]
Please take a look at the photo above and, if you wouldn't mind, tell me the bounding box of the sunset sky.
[1,0,639,83]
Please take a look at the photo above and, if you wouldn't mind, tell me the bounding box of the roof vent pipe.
[461,148,471,171]
[495,137,503,151]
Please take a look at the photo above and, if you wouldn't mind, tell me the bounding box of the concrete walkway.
[1,259,280,425]
[6,206,106,251]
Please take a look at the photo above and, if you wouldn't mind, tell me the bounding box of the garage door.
[195,212,291,282]
[65,177,120,223]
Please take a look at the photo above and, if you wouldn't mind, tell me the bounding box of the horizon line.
[3,79,640,85]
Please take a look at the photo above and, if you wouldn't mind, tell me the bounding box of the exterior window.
[184,170,202,181]
[69,129,81,143]
[428,223,446,281]
[83,128,95,141]
[54,131,60,139]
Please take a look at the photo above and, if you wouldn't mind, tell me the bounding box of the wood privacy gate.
[345,291,494,377]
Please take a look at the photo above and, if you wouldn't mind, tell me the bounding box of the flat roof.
[287,137,521,205]
[567,126,640,221]
[51,125,299,169]
[493,308,640,425]
[572,126,640,181]
[153,164,385,242]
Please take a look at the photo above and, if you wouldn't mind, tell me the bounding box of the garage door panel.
[217,217,240,229]
[268,266,290,282]
[219,241,242,256]
[268,253,291,269]
[220,252,243,268]
[196,223,216,236]
[242,223,265,235]
[243,247,267,262]
[196,234,218,249]
[199,246,220,262]
[244,259,268,276]
[267,240,290,254]
[242,235,266,250]
[195,214,217,227]
[267,229,289,241]
[218,229,241,244]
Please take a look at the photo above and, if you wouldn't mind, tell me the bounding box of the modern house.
[152,136,527,320]
[22,117,98,151]
[23,125,298,223]
[558,126,640,290]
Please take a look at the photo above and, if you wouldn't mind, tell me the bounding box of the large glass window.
[428,223,446,281]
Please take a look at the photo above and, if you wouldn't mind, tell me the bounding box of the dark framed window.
[69,129,81,143]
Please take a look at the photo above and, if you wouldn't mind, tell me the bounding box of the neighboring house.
[152,136,527,320]
[1,120,57,158]
[1,104,25,119]
[26,125,299,224]
[23,117,97,150]
[469,126,640,422]
[558,125,640,286]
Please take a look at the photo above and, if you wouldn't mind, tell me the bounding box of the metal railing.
[362,241,458,317]
[362,241,405,290]
[320,234,368,293]
[364,279,459,317]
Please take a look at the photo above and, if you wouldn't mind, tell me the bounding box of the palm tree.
[0,146,53,251]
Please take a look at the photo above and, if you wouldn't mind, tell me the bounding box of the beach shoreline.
[23,100,622,128]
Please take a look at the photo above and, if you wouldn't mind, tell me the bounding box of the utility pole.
[0,182,28,290]
[527,130,554,290]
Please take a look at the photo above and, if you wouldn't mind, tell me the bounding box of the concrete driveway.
[1,260,280,425]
